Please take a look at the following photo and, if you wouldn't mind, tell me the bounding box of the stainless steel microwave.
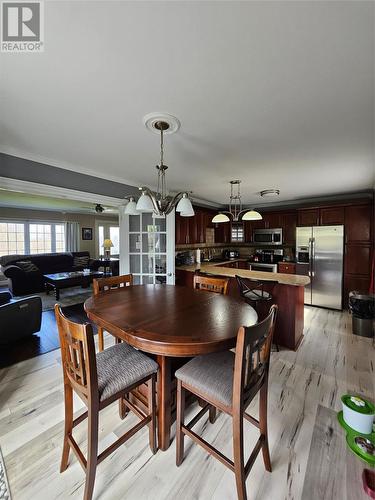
[253,228,283,245]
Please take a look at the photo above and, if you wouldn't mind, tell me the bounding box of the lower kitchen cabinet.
[278,262,296,274]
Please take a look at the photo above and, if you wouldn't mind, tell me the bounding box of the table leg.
[156,355,172,451]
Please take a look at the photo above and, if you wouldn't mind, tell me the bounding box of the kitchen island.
[176,259,310,350]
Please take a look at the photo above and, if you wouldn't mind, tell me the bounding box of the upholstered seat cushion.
[243,290,271,301]
[175,351,235,407]
[96,343,158,402]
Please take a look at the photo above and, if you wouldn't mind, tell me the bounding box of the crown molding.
[0,177,125,207]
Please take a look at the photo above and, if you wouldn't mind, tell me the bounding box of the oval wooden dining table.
[84,284,258,451]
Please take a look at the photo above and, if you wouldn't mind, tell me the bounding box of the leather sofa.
[0,251,100,296]
[0,291,42,344]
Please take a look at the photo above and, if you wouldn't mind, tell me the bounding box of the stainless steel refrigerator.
[296,225,344,310]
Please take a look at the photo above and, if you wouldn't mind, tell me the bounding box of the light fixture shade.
[212,213,230,223]
[124,198,138,215]
[176,194,193,213]
[102,239,113,248]
[136,192,154,212]
[180,205,195,217]
[242,210,262,221]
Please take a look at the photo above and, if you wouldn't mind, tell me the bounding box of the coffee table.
[44,271,103,300]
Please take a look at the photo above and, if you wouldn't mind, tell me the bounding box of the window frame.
[0,219,66,256]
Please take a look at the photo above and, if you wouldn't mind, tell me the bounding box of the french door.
[119,210,175,285]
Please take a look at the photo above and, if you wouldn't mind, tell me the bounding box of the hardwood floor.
[0,306,373,499]
[0,304,97,368]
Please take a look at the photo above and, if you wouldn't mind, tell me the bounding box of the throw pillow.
[16,261,39,273]
[73,255,90,268]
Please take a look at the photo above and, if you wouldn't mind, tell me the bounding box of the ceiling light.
[260,189,280,197]
[212,213,231,223]
[176,193,194,213]
[124,197,138,215]
[242,210,262,221]
[136,191,154,212]
[129,114,194,217]
[212,180,262,223]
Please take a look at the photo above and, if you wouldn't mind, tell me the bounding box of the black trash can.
[348,291,375,338]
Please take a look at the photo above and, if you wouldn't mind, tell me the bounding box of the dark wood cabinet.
[345,205,372,243]
[278,262,296,274]
[320,206,345,225]
[280,212,297,245]
[345,246,372,276]
[175,213,190,245]
[214,222,231,243]
[262,213,281,229]
[297,208,320,226]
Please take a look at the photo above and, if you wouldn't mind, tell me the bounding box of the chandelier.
[125,114,194,217]
[212,180,262,223]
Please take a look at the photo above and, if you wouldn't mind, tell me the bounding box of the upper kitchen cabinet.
[214,221,231,243]
[262,212,281,229]
[345,204,372,243]
[320,206,345,225]
[175,212,190,245]
[280,212,297,245]
[175,206,217,245]
[297,208,320,226]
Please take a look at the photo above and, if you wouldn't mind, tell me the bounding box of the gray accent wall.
[0,153,138,199]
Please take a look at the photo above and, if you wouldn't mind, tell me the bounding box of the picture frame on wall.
[82,227,93,240]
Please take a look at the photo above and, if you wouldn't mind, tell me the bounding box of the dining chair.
[193,274,229,295]
[55,304,158,500]
[92,274,133,351]
[175,304,278,500]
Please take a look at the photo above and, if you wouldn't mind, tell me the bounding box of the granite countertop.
[176,259,310,287]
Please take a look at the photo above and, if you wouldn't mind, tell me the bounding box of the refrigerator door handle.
[311,238,315,277]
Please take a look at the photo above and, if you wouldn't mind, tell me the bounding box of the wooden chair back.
[233,304,278,407]
[235,275,277,300]
[54,304,98,401]
[193,274,229,295]
[93,274,133,295]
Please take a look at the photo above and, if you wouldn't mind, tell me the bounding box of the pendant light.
[127,113,194,217]
[212,180,262,223]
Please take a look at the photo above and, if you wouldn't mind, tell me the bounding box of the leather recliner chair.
[0,291,42,344]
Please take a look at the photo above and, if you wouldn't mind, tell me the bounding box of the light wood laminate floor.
[0,306,373,500]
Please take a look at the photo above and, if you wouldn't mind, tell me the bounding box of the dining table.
[84,284,258,450]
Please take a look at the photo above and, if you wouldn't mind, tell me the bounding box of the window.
[231,223,244,242]
[0,221,65,256]
[98,224,120,257]
[110,226,119,255]
[0,223,25,256]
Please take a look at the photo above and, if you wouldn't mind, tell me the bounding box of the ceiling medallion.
[212,180,262,223]
[125,113,194,217]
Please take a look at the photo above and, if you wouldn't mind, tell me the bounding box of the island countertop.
[176,260,310,287]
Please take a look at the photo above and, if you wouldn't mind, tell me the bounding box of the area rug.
[0,447,11,500]
[18,286,93,311]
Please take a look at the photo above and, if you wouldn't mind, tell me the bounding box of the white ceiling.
[0,1,374,206]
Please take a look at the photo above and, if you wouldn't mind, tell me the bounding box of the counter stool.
[55,305,158,500]
[175,305,278,500]
[235,275,277,312]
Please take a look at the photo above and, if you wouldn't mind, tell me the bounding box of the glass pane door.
[128,213,168,285]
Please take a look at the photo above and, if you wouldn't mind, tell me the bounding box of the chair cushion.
[96,343,158,402]
[175,351,235,407]
[243,290,271,301]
